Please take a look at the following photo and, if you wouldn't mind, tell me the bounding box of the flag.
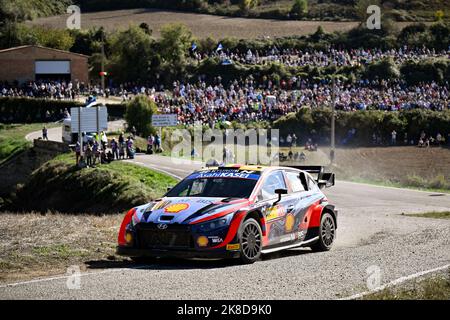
[221,59,233,65]
[216,43,223,52]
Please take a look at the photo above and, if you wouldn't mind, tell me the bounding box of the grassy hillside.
[0,123,58,165]
[13,153,178,214]
[72,0,449,22]
[0,0,71,22]
[3,0,447,23]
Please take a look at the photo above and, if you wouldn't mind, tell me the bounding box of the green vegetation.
[291,0,308,18]
[274,109,450,146]
[406,211,450,219]
[124,96,157,138]
[0,0,71,22]
[363,272,450,300]
[339,176,450,194]
[0,123,56,164]
[13,153,178,214]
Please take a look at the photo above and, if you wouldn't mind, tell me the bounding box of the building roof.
[0,45,89,58]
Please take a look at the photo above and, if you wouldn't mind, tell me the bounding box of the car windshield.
[166,170,261,198]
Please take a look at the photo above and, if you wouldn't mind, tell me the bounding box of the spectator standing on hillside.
[155,134,161,152]
[118,132,124,146]
[85,143,93,167]
[286,134,293,148]
[100,131,108,150]
[292,133,297,147]
[42,126,48,140]
[111,138,118,159]
[391,130,397,145]
[147,134,154,154]
[119,141,125,159]
[131,126,137,138]
[92,140,100,165]
[75,141,81,165]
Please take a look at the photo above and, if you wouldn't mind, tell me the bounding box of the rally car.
[117,165,337,264]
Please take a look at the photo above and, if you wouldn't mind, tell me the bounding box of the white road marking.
[341,180,449,195]
[340,264,450,300]
[126,160,183,180]
[0,264,154,289]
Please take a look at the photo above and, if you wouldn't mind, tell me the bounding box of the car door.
[284,170,311,243]
[257,170,294,247]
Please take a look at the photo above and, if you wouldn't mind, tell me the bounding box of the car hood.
[132,197,250,225]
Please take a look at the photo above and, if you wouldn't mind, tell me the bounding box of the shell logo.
[164,203,189,213]
[285,214,295,232]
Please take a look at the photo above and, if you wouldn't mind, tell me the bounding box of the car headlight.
[196,213,234,233]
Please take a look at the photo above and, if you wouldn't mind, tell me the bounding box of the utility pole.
[330,75,336,166]
[98,32,105,140]
[101,32,105,103]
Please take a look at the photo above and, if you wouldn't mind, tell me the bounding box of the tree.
[239,0,259,13]
[291,0,308,18]
[108,25,155,83]
[125,96,157,138]
[435,10,444,22]
[158,23,193,81]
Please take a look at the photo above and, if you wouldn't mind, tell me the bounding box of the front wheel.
[310,212,336,252]
[238,218,262,264]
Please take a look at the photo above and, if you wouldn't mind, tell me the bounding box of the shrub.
[124,95,157,137]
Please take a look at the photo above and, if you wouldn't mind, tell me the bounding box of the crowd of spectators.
[0,80,89,100]
[194,46,449,67]
[1,46,448,127]
[152,78,449,126]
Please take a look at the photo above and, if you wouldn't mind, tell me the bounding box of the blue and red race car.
[117,165,337,264]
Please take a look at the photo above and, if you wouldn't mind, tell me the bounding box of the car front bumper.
[116,246,240,259]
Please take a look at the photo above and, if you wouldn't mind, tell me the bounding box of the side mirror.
[318,173,335,189]
[273,188,288,205]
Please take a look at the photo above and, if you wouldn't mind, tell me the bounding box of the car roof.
[197,164,304,174]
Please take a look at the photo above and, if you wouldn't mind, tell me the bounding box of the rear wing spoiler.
[287,166,335,189]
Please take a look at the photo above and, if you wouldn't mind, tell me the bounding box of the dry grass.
[27,8,364,38]
[364,270,450,300]
[0,212,126,283]
[329,146,450,192]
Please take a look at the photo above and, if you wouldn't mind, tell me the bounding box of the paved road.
[25,120,125,143]
[4,129,449,299]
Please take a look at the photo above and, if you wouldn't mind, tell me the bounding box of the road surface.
[3,128,449,299]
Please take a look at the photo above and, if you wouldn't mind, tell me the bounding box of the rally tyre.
[238,218,262,264]
[310,213,336,252]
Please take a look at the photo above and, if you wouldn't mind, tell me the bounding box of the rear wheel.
[238,218,262,264]
[310,213,336,252]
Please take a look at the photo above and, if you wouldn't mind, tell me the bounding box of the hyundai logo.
[157,223,168,230]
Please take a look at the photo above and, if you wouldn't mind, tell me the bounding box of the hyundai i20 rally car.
[117,165,337,264]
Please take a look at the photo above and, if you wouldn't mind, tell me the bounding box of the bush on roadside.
[13,157,177,214]
[273,108,450,146]
[124,95,157,137]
